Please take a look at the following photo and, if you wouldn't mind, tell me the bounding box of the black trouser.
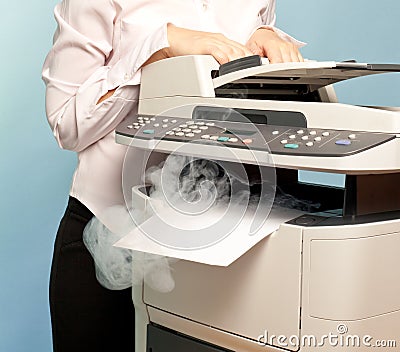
[50,197,135,352]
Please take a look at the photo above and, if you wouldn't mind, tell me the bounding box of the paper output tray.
[114,200,303,267]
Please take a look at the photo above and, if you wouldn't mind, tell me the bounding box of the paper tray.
[114,205,304,267]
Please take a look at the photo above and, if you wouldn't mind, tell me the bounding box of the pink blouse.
[42,0,303,227]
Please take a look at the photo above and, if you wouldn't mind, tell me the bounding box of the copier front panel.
[114,56,400,352]
[144,224,303,351]
[116,110,396,158]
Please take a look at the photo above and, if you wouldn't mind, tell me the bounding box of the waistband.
[67,196,94,221]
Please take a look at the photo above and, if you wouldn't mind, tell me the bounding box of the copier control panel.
[116,115,396,157]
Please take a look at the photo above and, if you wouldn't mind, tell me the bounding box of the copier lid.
[213,60,400,91]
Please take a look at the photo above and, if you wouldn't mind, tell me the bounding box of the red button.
[243,139,253,144]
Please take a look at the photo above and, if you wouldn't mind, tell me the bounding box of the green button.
[143,129,155,134]
[217,137,230,142]
[284,143,299,149]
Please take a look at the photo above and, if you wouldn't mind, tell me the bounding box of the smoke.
[83,155,235,293]
[275,186,321,212]
[145,156,232,213]
[83,206,134,291]
[83,205,178,293]
[83,154,319,293]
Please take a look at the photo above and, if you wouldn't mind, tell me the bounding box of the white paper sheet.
[114,205,304,267]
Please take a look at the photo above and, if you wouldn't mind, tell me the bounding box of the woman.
[42,1,304,351]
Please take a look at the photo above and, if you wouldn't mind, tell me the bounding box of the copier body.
[115,55,400,352]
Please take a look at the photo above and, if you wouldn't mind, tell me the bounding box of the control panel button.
[217,137,230,142]
[127,125,133,129]
[180,124,188,128]
[243,139,253,144]
[199,126,208,130]
[281,139,288,144]
[201,135,210,139]
[322,131,330,137]
[154,123,160,127]
[314,137,322,142]
[309,131,317,135]
[210,136,219,141]
[206,122,215,126]
[336,139,352,146]
[162,124,168,128]
[175,132,184,137]
[143,129,155,134]
[193,129,202,134]
[272,130,279,135]
[162,119,169,123]
[284,143,299,149]
[297,130,304,134]
[289,135,296,139]
[186,133,195,137]
[172,127,181,131]
[228,138,239,143]
[306,142,314,147]
[349,134,356,140]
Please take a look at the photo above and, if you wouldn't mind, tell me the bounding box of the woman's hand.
[165,24,253,64]
[100,26,303,104]
[246,28,303,63]
[145,24,253,66]
[101,25,253,103]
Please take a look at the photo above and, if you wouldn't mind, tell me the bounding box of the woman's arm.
[43,1,150,152]
[43,0,303,153]
[99,24,254,103]
[246,0,305,63]
[43,2,255,152]
[145,24,254,66]
[246,28,304,63]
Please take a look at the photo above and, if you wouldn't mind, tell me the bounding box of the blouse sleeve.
[42,0,169,152]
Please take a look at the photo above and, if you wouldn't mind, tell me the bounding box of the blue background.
[1,1,399,351]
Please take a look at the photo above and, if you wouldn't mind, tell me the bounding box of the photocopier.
[115,55,400,352]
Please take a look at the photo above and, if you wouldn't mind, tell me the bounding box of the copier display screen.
[193,106,307,128]
[225,129,256,136]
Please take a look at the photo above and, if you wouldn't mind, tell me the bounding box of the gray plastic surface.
[147,325,232,352]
